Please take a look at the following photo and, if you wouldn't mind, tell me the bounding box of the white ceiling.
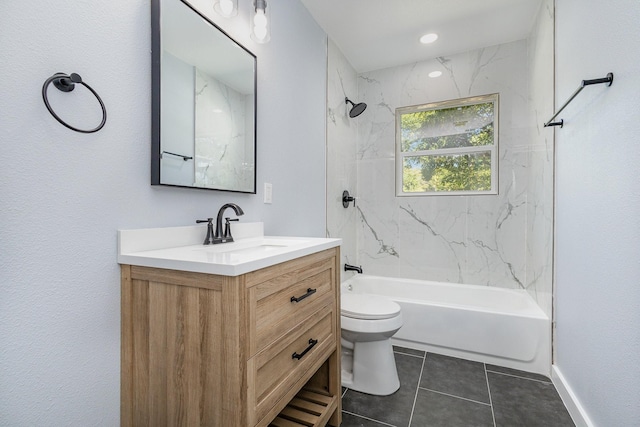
[300,0,543,73]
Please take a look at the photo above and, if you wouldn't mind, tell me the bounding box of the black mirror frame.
[150,0,257,193]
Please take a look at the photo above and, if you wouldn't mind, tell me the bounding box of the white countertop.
[117,222,341,276]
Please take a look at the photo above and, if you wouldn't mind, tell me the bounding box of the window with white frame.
[396,93,498,196]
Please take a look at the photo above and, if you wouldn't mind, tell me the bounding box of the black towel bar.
[161,151,193,161]
[544,72,613,128]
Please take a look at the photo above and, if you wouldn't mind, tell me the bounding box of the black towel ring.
[42,72,107,134]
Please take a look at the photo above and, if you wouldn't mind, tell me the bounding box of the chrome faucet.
[197,203,244,245]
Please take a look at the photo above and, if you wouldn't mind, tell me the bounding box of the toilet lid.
[341,293,401,320]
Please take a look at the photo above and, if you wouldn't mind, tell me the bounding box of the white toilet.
[340,288,404,395]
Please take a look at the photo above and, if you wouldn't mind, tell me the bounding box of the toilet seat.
[341,293,401,320]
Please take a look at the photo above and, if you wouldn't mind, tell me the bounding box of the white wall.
[0,0,327,423]
[554,0,640,424]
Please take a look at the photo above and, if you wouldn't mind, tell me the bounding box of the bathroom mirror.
[151,0,257,193]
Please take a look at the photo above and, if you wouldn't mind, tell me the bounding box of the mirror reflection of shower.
[345,97,367,118]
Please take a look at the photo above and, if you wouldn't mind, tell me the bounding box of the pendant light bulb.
[251,0,270,43]
[254,9,267,27]
[254,24,267,41]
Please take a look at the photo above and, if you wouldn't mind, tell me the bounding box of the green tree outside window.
[396,94,498,195]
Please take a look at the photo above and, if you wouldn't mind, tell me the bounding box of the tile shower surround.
[326,1,554,318]
[357,47,552,319]
[340,347,574,427]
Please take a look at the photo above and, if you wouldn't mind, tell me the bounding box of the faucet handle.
[224,217,239,239]
[342,190,356,208]
[196,218,215,245]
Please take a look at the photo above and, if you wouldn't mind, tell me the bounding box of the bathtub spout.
[344,264,363,274]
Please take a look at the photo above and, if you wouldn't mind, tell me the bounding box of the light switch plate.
[264,183,272,204]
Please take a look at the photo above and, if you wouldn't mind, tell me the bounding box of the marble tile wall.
[326,39,359,281]
[194,69,255,192]
[355,39,531,290]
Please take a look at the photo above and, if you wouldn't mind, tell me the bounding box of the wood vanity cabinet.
[121,247,341,427]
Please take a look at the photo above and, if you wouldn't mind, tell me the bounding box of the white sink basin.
[192,238,309,254]
[225,244,286,254]
[117,223,340,276]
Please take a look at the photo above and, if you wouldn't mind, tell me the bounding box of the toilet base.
[341,339,400,396]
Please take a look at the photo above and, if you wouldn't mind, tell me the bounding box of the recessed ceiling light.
[428,71,442,78]
[420,33,438,44]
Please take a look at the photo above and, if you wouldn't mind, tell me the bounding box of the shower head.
[345,97,367,118]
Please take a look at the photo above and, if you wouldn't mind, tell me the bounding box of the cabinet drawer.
[249,305,336,424]
[250,258,335,355]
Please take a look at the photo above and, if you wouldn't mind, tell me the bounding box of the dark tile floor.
[340,347,574,427]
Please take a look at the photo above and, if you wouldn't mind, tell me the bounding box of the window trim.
[395,93,499,197]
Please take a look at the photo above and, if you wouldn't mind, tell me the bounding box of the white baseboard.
[551,365,594,427]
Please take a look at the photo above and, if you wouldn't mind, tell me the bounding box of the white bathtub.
[342,275,551,376]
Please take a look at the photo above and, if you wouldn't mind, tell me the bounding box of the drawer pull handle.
[292,339,318,360]
[290,288,316,303]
